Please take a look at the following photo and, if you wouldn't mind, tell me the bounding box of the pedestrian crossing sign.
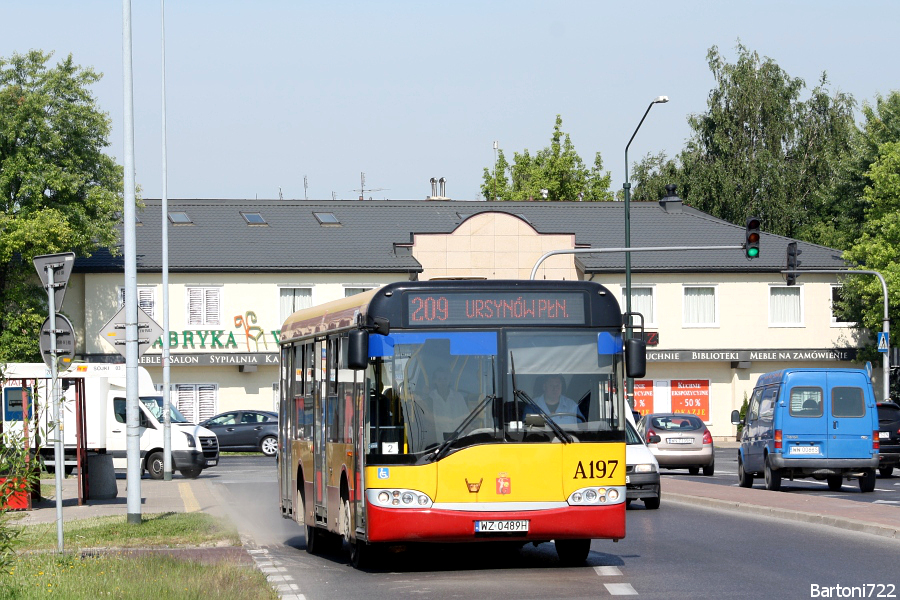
[877,332,889,353]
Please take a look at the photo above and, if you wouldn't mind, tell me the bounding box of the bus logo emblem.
[377,468,389,479]
[496,473,511,495]
[466,478,482,493]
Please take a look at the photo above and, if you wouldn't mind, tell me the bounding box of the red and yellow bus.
[277,280,646,568]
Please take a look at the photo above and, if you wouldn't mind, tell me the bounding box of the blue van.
[731,368,879,493]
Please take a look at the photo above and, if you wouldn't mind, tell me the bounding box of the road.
[206,455,899,599]
[664,446,900,506]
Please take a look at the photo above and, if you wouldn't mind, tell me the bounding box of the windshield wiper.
[430,394,497,462]
[509,352,571,444]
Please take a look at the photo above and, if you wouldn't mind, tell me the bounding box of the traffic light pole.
[530,245,745,281]
[783,268,890,402]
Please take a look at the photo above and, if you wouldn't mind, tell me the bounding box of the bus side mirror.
[348,329,369,371]
[625,338,646,379]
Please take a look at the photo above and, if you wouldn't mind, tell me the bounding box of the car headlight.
[182,431,196,448]
[634,464,655,473]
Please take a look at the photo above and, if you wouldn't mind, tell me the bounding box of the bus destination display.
[406,291,585,326]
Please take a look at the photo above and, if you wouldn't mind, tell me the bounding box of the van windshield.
[140,396,190,424]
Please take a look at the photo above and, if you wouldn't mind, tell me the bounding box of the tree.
[836,141,900,364]
[481,115,614,201]
[632,43,856,241]
[0,50,124,362]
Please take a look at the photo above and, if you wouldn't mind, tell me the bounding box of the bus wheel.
[339,497,351,544]
[555,538,591,566]
[351,540,376,569]
[305,524,320,555]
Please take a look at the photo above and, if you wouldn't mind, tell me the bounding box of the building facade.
[66,197,864,438]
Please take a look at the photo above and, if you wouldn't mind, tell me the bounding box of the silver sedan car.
[637,413,715,476]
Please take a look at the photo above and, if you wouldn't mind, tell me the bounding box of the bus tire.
[351,540,375,569]
[555,538,591,566]
[305,524,320,554]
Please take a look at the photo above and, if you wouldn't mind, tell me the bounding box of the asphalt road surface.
[206,455,899,599]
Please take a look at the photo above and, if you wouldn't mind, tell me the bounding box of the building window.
[622,286,655,326]
[119,286,156,320]
[168,211,192,224]
[344,287,373,297]
[770,285,803,326]
[241,211,267,225]
[313,212,340,225]
[186,287,221,326]
[174,383,217,423]
[682,285,718,327]
[280,287,312,324]
[831,285,852,326]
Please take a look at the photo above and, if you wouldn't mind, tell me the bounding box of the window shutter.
[175,384,196,422]
[197,385,217,421]
[187,288,204,326]
[138,288,155,319]
[204,288,220,325]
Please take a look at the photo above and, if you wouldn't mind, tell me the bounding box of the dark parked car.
[199,410,279,457]
[877,401,900,477]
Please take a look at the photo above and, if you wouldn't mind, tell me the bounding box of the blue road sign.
[877,332,889,353]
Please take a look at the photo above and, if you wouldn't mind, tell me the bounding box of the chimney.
[439,177,446,197]
[430,177,437,198]
[659,184,683,214]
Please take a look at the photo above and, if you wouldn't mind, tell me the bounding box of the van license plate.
[880,431,890,439]
[667,438,693,444]
[789,446,819,454]
[474,520,529,533]
[206,459,218,466]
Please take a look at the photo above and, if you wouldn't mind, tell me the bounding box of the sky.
[3,1,899,202]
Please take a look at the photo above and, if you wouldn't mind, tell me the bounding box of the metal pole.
[160,0,172,482]
[623,97,667,409]
[783,268,890,401]
[530,245,742,281]
[123,0,141,524]
[46,266,64,551]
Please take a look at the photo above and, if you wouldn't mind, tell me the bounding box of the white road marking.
[594,566,623,576]
[605,582,639,595]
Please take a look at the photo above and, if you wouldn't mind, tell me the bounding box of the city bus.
[277,279,646,568]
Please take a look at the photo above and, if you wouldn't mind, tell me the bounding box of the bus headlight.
[567,486,626,506]
[367,488,433,509]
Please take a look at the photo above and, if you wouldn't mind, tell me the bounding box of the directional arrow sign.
[99,305,164,358]
[40,314,76,371]
[33,252,76,310]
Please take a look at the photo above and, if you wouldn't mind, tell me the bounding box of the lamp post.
[623,95,668,409]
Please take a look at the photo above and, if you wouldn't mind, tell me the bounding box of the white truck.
[0,363,219,479]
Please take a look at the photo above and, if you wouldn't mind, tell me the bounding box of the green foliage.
[737,393,749,434]
[481,115,614,201]
[631,43,856,242]
[0,50,124,362]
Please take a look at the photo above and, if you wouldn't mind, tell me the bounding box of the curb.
[665,492,900,540]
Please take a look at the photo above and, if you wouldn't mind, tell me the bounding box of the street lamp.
[623,95,668,409]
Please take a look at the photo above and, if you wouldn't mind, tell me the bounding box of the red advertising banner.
[671,379,709,419]
[633,380,654,416]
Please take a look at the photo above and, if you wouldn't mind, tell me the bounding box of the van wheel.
[859,469,876,493]
[827,475,843,491]
[179,468,201,479]
[764,457,781,491]
[879,466,894,477]
[146,452,165,480]
[738,457,754,488]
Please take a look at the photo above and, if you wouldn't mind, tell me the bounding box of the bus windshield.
[367,329,624,461]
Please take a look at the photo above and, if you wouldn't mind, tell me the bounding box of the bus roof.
[280,287,380,343]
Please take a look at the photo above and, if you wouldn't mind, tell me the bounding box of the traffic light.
[745,216,761,259]
[785,241,802,285]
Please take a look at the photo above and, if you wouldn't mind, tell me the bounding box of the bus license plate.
[789,446,819,454]
[474,520,529,533]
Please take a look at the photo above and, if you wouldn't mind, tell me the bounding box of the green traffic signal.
[745,217,761,259]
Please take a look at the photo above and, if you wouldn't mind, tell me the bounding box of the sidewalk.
[13,473,231,527]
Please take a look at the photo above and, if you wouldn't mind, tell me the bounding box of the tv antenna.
[350,172,388,199]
